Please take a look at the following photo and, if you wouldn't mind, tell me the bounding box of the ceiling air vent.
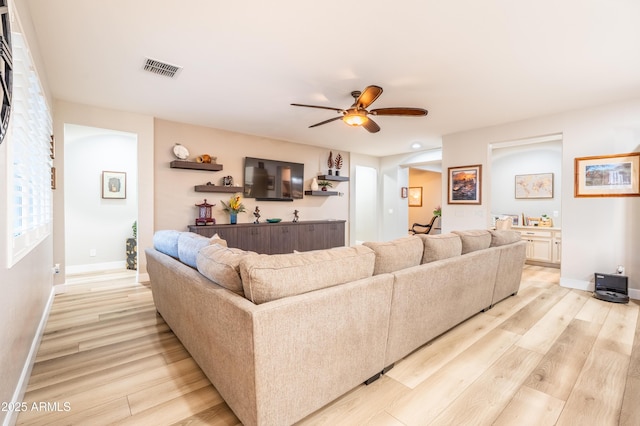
[143,58,182,78]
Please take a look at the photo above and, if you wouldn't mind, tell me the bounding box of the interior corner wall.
[153,119,349,242]
[442,98,640,294]
[53,101,155,283]
[491,140,562,224]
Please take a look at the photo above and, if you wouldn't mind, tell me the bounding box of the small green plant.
[317,181,333,191]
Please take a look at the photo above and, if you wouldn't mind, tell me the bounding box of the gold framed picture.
[448,164,482,204]
[574,152,640,197]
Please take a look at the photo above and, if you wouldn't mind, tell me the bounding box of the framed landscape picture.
[574,152,640,197]
[515,173,554,199]
[448,164,481,204]
[102,171,126,199]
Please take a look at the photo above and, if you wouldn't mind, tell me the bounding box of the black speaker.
[593,272,629,304]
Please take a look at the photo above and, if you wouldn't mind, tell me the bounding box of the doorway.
[64,124,139,275]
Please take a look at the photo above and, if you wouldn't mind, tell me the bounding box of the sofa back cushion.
[452,230,492,254]
[177,232,212,268]
[363,236,423,275]
[196,244,256,295]
[240,245,376,304]
[418,233,462,263]
[153,230,181,258]
[489,230,522,247]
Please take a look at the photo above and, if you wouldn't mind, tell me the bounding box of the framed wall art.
[401,186,408,199]
[102,171,126,199]
[408,187,422,207]
[448,164,482,204]
[574,152,640,197]
[515,173,553,199]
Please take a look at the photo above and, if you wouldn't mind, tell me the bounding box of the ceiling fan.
[291,85,427,133]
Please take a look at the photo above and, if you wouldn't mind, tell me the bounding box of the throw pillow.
[419,233,462,263]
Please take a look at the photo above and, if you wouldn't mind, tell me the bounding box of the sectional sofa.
[145,228,526,426]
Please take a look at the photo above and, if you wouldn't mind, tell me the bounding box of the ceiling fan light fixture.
[343,110,368,126]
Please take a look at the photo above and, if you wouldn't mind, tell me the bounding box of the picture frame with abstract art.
[408,187,422,207]
[448,164,481,204]
[515,173,554,199]
[102,171,126,199]
[574,152,640,197]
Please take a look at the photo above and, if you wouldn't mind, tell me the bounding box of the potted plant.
[317,181,333,191]
[221,194,246,224]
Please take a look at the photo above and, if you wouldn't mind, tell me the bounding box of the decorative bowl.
[266,218,282,223]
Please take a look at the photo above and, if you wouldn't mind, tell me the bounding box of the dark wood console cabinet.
[188,220,346,254]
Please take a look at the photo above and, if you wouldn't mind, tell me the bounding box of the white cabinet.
[513,227,561,267]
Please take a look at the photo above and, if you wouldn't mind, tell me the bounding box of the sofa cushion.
[452,230,492,254]
[153,230,181,258]
[489,230,522,247]
[197,244,256,295]
[210,233,228,247]
[363,236,423,275]
[177,232,211,268]
[240,245,375,304]
[418,233,462,263]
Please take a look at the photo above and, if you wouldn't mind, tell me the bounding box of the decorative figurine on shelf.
[223,175,233,187]
[195,199,216,226]
[253,206,261,224]
[196,154,215,163]
[327,151,333,175]
[334,153,343,176]
[221,193,246,225]
[293,209,299,223]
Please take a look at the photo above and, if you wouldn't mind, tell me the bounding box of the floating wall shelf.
[194,185,243,193]
[317,175,349,182]
[170,160,223,171]
[305,190,339,196]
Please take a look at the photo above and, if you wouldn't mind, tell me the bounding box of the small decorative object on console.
[293,209,299,222]
[195,199,216,226]
[253,206,261,224]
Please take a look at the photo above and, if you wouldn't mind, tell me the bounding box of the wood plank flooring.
[16,266,640,425]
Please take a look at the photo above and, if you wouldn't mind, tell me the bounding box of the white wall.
[442,99,640,295]
[64,125,138,271]
[491,140,562,225]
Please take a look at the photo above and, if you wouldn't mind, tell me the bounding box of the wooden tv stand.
[188,220,345,254]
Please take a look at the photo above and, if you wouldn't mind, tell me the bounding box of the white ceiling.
[23,0,640,157]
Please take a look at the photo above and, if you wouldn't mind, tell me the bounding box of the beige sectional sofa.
[145,228,526,426]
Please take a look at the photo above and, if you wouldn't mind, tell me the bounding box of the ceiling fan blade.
[309,116,343,128]
[362,118,380,133]
[356,85,383,109]
[291,103,344,113]
[370,107,428,116]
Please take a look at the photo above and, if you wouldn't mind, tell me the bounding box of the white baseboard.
[66,261,126,274]
[560,277,592,292]
[3,287,55,426]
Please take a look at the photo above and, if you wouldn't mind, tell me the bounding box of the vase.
[311,177,319,191]
[230,213,237,224]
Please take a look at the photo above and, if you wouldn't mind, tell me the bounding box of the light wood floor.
[16,266,640,425]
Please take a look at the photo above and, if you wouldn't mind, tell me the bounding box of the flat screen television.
[243,157,304,201]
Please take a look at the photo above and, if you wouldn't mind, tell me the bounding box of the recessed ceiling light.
[411,142,422,149]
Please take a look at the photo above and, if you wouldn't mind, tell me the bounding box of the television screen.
[243,157,304,200]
